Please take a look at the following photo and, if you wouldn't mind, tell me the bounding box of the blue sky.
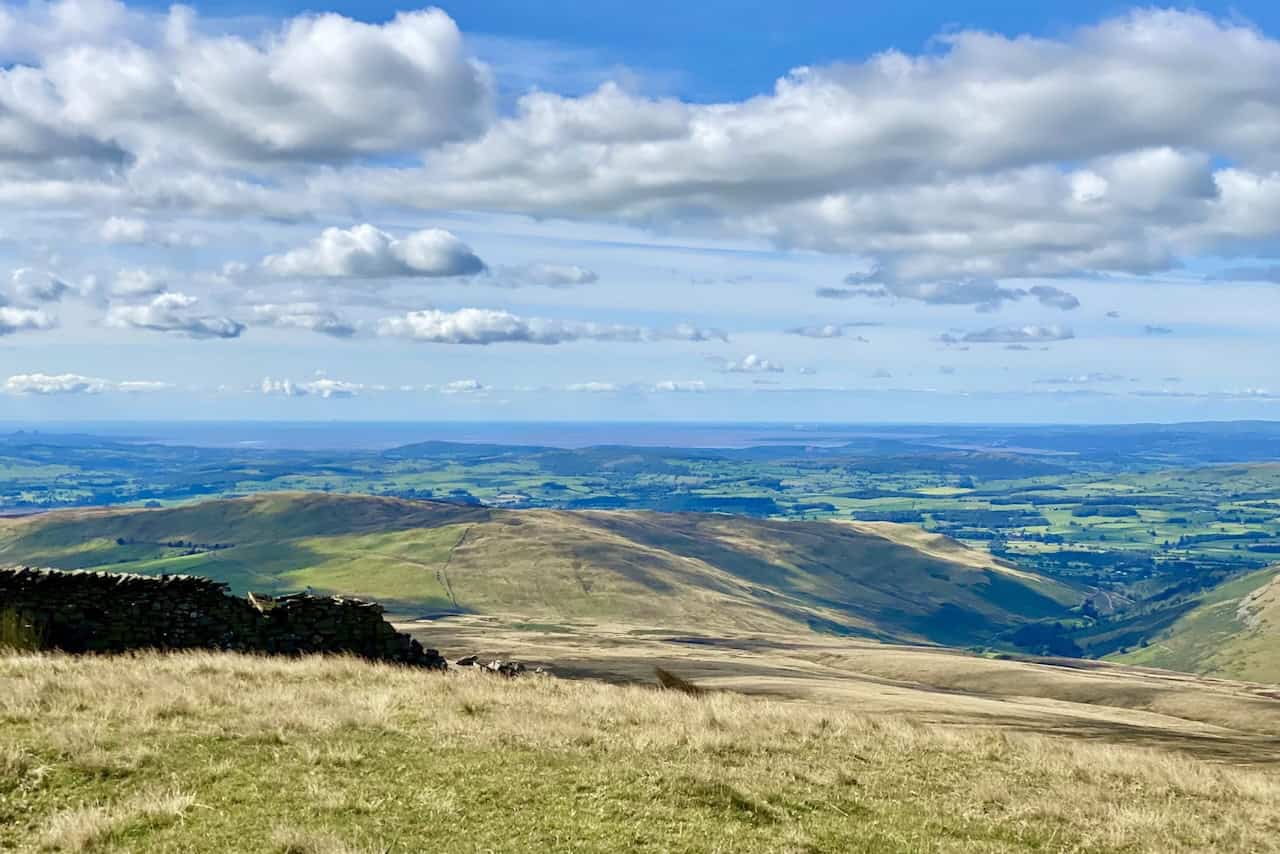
[2,0,1280,422]
[140,1,1280,100]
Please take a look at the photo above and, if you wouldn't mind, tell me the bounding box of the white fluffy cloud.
[652,380,706,393]
[2,5,1278,288]
[249,303,356,338]
[0,306,56,335]
[97,216,200,247]
[940,325,1075,344]
[260,375,363,398]
[110,268,168,299]
[8,269,72,304]
[311,9,1280,282]
[0,2,491,168]
[786,322,873,340]
[2,372,169,394]
[98,216,149,244]
[262,225,485,279]
[440,378,485,394]
[377,307,726,345]
[105,292,244,338]
[566,381,619,392]
[720,354,783,373]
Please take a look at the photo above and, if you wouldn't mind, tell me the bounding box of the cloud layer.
[377,308,725,345]
[3,4,1277,287]
[3,372,169,394]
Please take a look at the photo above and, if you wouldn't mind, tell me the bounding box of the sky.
[2,0,1280,422]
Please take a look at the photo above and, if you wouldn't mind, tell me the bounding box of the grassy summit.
[0,492,1077,647]
[3,651,1278,853]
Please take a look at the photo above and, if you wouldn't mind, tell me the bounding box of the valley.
[4,427,1280,851]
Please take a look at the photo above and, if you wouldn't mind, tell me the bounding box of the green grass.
[0,493,1080,646]
[1112,565,1280,682]
[3,651,1279,853]
[0,607,45,651]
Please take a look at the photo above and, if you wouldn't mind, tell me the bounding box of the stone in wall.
[0,566,446,669]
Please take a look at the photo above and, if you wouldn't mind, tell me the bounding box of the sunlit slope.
[0,492,1079,645]
[1112,565,1280,684]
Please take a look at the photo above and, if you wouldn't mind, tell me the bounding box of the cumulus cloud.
[109,269,169,299]
[249,303,357,338]
[2,372,169,395]
[1029,285,1082,310]
[105,292,244,338]
[652,380,705,393]
[0,306,56,335]
[3,6,1279,289]
[566,381,619,392]
[377,307,726,345]
[260,375,363,398]
[259,377,306,397]
[262,225,485,279]
[939,325,1075,344]
[786,322,873,339]
[0,3,492,168]
[720,354,783,373]
[440,379,485,394]
[98,216,149,244]
[305,9,1280,283]
[98,216,201,247]
[8,269,72,304]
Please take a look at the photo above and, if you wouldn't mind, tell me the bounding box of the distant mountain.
[0,492,1079,648]
[1111,565,1280,684]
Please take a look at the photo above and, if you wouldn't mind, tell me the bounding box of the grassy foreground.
[2,653,1279,853]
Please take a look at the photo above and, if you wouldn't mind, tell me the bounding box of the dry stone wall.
[0,566,445,668]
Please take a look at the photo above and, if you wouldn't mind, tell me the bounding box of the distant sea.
[1,421,937,451]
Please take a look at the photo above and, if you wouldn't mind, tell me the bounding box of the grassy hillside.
[0,492,1078,647]
[1112,565,1280,683]
[3,650,1279,853]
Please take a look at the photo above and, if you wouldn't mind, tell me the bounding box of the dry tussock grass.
[270,827,386,854]
[2,650,1279,852]
[38,788,193,852]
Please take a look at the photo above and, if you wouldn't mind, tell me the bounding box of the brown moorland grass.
[2,651,1279,853]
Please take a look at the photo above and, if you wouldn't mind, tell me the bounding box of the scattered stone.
[485,659,526,678]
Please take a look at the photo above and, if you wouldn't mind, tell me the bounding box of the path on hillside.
[433,525,470,609]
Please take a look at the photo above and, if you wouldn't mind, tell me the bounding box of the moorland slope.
[1112,564,1280,683]
[0,492,1077,648]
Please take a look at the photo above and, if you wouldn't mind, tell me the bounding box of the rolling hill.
[0,492,1079,648]
[1111,564,1280,683]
